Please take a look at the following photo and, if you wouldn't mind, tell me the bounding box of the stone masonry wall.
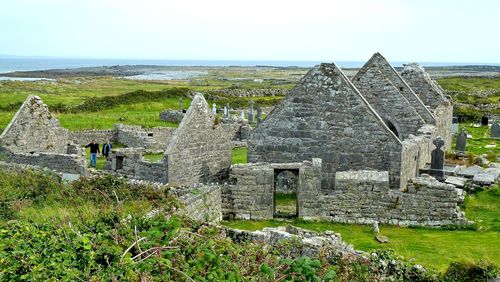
[401,63,449,109]
[301,171,468,226]
[433,104,454,150]
[116,124,177,151]
[70,129,117,145]
[165,93,232,186]
[354,53,435,124]
[2,150,87,175]
[353,63,426,140]
[0,95,70,154]
[223,163,275,219]
[248,63,404,189]
[176,185,222,222]
[223,160,469,227]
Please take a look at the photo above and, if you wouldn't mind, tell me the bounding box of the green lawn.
[222,185,500,273]
[144,152,164,162]
[232,147,247,164]
[454,123,499,156]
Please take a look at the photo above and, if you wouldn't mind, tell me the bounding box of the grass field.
[222,185,500,273]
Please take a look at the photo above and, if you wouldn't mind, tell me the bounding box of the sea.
[0,57,499,80]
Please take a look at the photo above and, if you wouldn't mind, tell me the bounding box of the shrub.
[443,260,499,281]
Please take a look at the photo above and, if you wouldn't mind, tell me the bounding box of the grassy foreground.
[223,185,500,273]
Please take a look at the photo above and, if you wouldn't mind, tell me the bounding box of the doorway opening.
[273,169,299,218]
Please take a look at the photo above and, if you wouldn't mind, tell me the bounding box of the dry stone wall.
[165,93,232,186]
[248,63,404,189]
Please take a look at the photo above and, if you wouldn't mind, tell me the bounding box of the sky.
[1,0,499,63]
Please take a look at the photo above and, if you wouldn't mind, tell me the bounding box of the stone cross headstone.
[430,137,445,179]
[452,117,458,134]
[481,116,489,126]
[456,128,467,154]
[256,106,262,124]
[179,97,183,112]
[240,110,245,120]
[491,123,500,139]
[212,103,217,115]
[223,105,228,118]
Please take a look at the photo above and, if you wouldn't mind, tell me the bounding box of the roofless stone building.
[248,53,453,190]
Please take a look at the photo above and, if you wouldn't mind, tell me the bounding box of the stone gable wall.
[165,93,232,186]
[353,67,426,140]
[0,95,70,154]
[401,63,449,109]
[248,63,404,189]
[355,53,435,124]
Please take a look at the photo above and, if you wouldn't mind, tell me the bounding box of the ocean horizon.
[1,57,500,74]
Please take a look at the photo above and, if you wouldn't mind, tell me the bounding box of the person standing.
[102,140,112,158]
[85,140,100,167]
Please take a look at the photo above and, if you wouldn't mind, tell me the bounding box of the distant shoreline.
[1,64,500,79]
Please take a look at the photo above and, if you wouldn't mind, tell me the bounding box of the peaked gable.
[165,93,231,186]
[400,63,449,109]
[352,54,427,139]
[354,53,435,124]
[249,63,403,189]
[0,95,69,154]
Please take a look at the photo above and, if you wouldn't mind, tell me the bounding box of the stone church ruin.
[0,53,476,227]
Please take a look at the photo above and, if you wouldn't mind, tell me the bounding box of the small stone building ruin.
[105,93,232,186]
[0,95,87,175]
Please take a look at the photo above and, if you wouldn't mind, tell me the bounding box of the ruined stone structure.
[165,93,232,185]
[70,124,176,151]
[222,159,468,226]
[401,63,453,149]
[248,54,453,190]
[0,95,87,175]
[105,93,232,186]
[248,63,405,189]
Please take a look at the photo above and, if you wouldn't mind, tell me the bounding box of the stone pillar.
[224,105,229,118]
[257,106,262,124]
[430,137,445,180]
[212,103,217,115]
[179,97,183,112]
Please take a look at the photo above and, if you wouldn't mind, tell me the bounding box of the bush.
[443,260,499,281]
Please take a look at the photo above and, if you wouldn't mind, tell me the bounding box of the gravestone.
[452,117,458,134]
[248,100,255,123]
[481,116,489,126]
[212,103,217,115]
[455,128,467,155]
[257,106,262,124]
[240,111,245,120]
[430,137,445,179]
[491,123,500,139]
[223,105,229,118]
[179,97,183,112]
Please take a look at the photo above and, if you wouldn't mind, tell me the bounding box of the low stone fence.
[175,184,222,222]
[225,225,354,258]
